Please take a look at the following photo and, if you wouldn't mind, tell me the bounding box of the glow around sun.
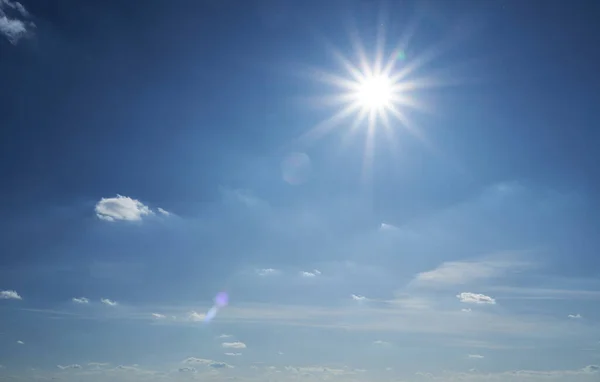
[299,30,435,154]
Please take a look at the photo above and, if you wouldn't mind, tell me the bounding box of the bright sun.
[297,24,443,178]
[355,75,394,110]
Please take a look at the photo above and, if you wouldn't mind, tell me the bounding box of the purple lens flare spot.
[215,292,229,308]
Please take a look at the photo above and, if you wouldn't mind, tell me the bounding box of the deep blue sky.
[1,1,599,381]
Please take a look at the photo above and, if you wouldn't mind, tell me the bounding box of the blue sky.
[1,0,600,381]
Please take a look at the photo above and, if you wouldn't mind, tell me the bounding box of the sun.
[295,20,450,180]
[355,75,394,111]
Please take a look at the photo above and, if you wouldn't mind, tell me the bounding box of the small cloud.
[72,297,89,304]
[457,292,496,305]
[300,269,321,277]
[100,298,117,306]
[256,268,279,276]
[219,334,233,338]
[178,367,196,373]
[189,311,205,322]
[0,0,34,44]
[0,290,22,300]
[461,308,472,312]
[351,294,367,301]
[582,365,599,373]
[380,223,396,230]
[16,340,24,345]
[157,207,171,216]
[373,340,390,345]
[277,351,284,355]
[151,313,166,319]
[468,354,484,359]
[182,358,212,365]
[87,362,110,369]
[181,357,231,369]
[411,255,530,288]
[210,362,233,369]
[222,341,246,349]
[568,313,582,319]
[57,364,82,370]
[95,195,154,222]
[224,353,242,356]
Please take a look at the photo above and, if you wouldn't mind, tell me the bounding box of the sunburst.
[296,20,453,179]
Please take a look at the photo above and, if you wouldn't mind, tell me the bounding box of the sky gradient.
[1,0,600,381]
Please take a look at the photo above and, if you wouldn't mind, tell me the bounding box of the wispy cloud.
[351,294,367,301]
[300,269,321,277]
[468,354,484,359]
[16,340,24,345]
[219,334,233,338]
[57,364,82,370]
[156,207,171,216]
[100,298,117,306]
[568,313,582,319]
[457,292,496,305]
[222,341,247,349]
[95,195,154,222]
[189,311,205,321]
[181,357,233,369]
[0,290,21,300]
[151,313,166,319]
[256,268,280,276]
[72,297,89,304]
[411,253,531,288]
[373,340,390,345]
[224,352,242,356]
[0,0,34,44]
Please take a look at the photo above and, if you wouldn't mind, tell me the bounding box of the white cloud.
[209,362,233,369]
[351,294,367,301]
[457,292,496,305]
[373,340,390,345]
[157,207,171,216]
[468,354,485,359]
[189,311,205,322]
[219,334,233,338]
[100,298,117,306]
[462,308,472,312]
[72,297,89,304]
[181,357,232,369]
[151,313,166,319]
[0,290,21,300]
[568,314,582,319]
[222,341,247,349]
[412,255,530,288]
[380,223,397,230]
[301,269,321,277]
[16,340,24,345]
[427,365,600,382]
[224,352,242,356]
[95,195,154,222]
[0,0,33,44]
[256,268,279,276]
[87,362,110,369]
[57,364,82,370]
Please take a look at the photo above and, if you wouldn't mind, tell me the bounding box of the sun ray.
[298,102,362,144]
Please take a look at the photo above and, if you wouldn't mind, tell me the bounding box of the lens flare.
[203,292,229,323]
